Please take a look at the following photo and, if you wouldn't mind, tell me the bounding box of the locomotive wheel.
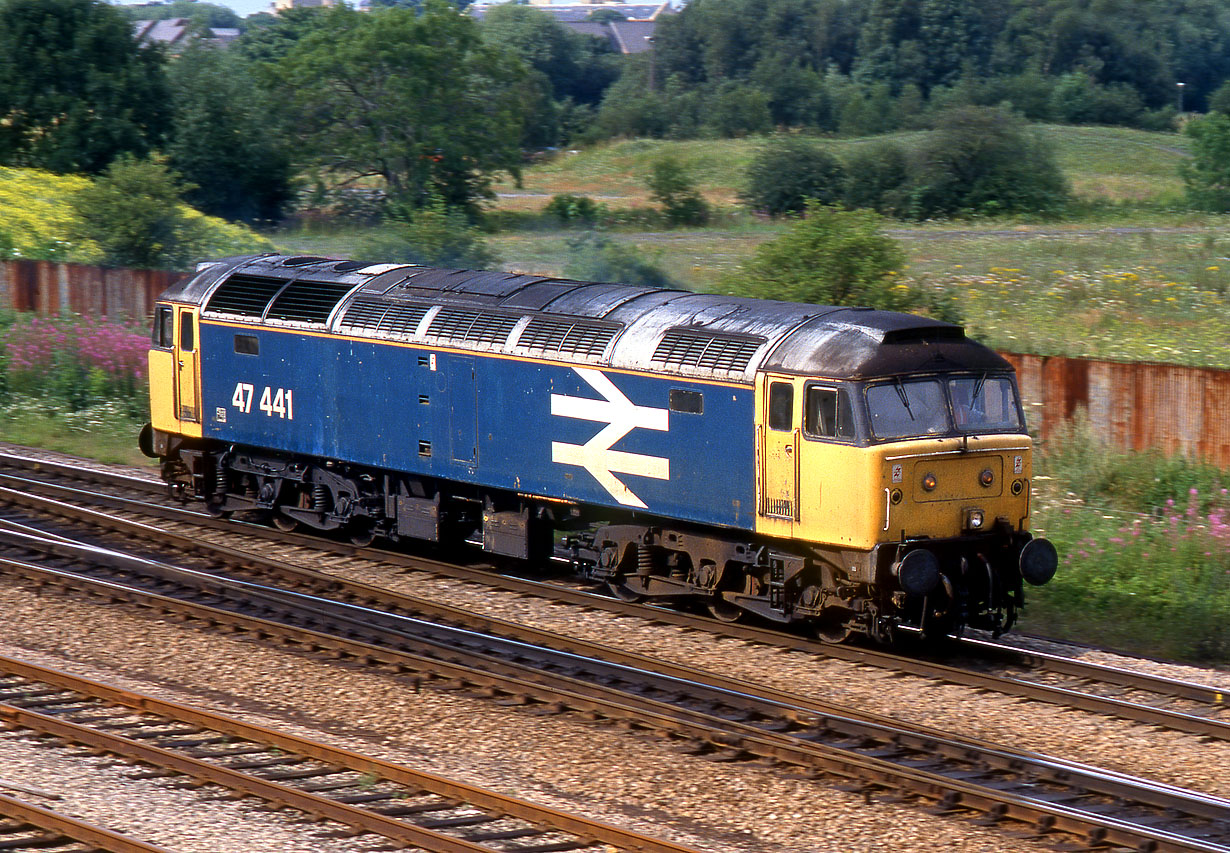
[349,524,376,547]
[606,581,644,602]
[707,597,743,623]
[204,502,232,520]
[272,513,297,532]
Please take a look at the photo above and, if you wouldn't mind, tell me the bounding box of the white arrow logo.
[551,368,669,508]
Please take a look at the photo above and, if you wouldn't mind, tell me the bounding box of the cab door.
[757,374,801,535]
[175,307,202,435]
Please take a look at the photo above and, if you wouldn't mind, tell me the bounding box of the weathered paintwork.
[198,321,758,530]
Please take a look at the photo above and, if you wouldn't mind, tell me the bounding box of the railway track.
[0,654,701,853]
[0,790,176,853]
[0,508,1228,851]
[0,449,1226,741]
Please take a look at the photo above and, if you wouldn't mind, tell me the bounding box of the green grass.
[0,402,153,468]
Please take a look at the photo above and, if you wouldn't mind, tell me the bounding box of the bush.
[703,81,773,138]
[562,232,675,287]
[646,156,709,227]
[907,106,1069,219]
[741,138,845,216]
[1181,112,1230,213]
[361,195,499,269]
[841,141,910,215]
[543,193,607,225]
[725,202,915,310]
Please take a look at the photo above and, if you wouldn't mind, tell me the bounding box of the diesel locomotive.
[140,254,1057,642]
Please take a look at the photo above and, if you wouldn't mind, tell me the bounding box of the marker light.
[979,468,994,487]
[922,472,937,492]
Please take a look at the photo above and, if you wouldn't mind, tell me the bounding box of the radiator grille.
[518,317,619,358]
[267,279,355,324]
[653,329,764,372]
[205,274,286,318]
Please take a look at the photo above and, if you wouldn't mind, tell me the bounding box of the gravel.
[2,444,1228,851]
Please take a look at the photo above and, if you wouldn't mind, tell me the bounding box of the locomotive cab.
[754,364,1055,641]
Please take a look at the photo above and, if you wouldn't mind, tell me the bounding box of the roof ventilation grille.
[519,317,620,359]
[653,329,764,373]
[267,279,355,324]
[205,274,287,319]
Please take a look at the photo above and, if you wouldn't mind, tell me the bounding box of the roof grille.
[653,329,764,372]
[267,279,355,324]
[426,307,520,346]
[519,317,620,359]
[205,274,287,318]
[337,299,430,340]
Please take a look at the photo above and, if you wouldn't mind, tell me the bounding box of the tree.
[167,44,293,223]
[0,0,170,174]
[481,4,618,106]
[272,3,531,212]
[646,157,709,226]
[907,105,1068,218]
[69,156,199,269]
[1181,112,1230,212]
[727,202,911,309]
[741,138,845,215]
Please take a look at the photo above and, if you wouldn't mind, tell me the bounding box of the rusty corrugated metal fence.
[1003,353,1230,466]
[1,261,1228,466]
[0,259,184,319]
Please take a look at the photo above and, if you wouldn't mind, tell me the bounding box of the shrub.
[361,195,499,269]
[562,232,675,287]
[703,81,773,138]
[841,141,910,216]
[543,193,606,225]
[726,202,913,309]
[645,156,709,227]
[1181,112,1230,213]
[907,106,1069,219]
[741,138,845,216]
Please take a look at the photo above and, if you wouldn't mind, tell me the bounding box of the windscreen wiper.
[894,377,916,421]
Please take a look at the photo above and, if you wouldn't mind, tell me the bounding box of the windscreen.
[865,374,1023,440]
[949,376,1022,431]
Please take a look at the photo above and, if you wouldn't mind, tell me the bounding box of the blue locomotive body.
[143,253,1056,641]
[198,322,756,530]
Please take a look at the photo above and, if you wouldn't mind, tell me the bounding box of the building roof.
[132,18,240,49]
[471,3,668,22]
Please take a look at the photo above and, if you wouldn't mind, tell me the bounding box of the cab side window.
[804,386,856,439]
[154,307,174,348]
[179,313,194,352]
[768,382,794,431]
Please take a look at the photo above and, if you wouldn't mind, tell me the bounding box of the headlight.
[964,508,985,530]
[894,549,940,596]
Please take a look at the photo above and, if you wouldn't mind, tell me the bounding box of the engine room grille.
[426,307,520,346]
[653,329,764,373]
[518,317,619,359]
[205,275,287,319]
[266,279,356,325]
[337,299,431,340]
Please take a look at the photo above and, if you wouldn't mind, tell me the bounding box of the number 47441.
[231,382,294,420]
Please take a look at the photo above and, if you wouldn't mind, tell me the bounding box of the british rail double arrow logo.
[550,368,670,508]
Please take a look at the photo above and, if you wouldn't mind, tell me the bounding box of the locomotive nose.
[1019,537,1058,586]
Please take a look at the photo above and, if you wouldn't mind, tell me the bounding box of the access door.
[175,307,201,430]
[757,374,800,532]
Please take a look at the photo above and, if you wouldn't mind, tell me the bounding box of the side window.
[153,306,174,348]
[179,312,194,352]
[669,389,703,414]
[804,386,856,440]
[768,382,794,431]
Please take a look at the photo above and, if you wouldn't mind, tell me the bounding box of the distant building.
[132,18,240,50]
[468,2,669,54]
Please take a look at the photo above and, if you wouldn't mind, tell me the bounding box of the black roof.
[163,255,1011,383]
